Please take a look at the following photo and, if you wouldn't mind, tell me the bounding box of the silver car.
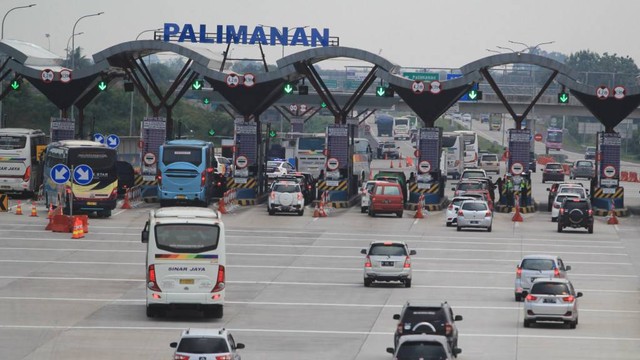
[387,334,460,359]
[570,160,595,180]
[446,196,475,226]
[456,200,493,232]
[361,241,416,288]
[515,254,571,301]
[524,278,583,328]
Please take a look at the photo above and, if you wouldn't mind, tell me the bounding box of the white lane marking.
[0,275,635,294]
[0,296,637,314]
[0,324,637,341]
[0,245,628,257]
[412,219,419,225]
[111,209,126,217]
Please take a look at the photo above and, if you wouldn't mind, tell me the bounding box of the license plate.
[0,185,9,189]
[176,195,186,199]
[179,279,194,284]
[543,298,556,303]
[234,177,248,184]
[470,220,478,224]
[381,261,394,267]
[86,201,97,205]
[417,183,430,189]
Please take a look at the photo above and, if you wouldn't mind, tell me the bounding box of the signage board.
[140,117,167,180]
[418,160,432,174]
[403,72,439,81]
[50,117,75,142]
[417,127,441,173]
[106,134,120,149]
[447,73,477,101]
[508,129,531,174]
[50,164,70,184]
[326,157,340,171]
[73,164,94,185]
[235,123,257,167]
[326,124,349,170]
[597,132,620,187]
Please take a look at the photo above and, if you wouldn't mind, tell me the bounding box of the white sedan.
[267,161,294,178]
[456,200,493,232]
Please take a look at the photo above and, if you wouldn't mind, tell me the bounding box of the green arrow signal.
[208,129,216,136]
[269,130,277,138]
[284,84,294,94]
[97,81,107,91]
[558,93,569,103]
[192,80,203,90]
[468,90,478,100]
[376,87,386,96]
[203,97,210,105]
[321,102,327,108]
[10,80,20,90]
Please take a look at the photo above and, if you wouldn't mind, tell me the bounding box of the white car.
[446,196,476,227]
[524,278,582,329]
[557,184,588,199]
[456,200,493,232]
[268,181,305,215]
[170,328,245,360]
[361,241,416,288]
[551,193,581,222]
[267,160,294,178]
[462,113,472,122]
[514,254,571,302]
[360,180,385,213]
[479,153,500,174]
[460,168,487,180]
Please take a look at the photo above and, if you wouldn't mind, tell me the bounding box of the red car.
[369,182,404,218]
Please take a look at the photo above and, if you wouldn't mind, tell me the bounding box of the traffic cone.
[30,202,38,217]
[398,158,403,168]
[414,204,424,219]
[15,200,22,215]
[406,157,413,167]
[47,204,54,219]
[313,202,321,218]
[390,160,394,168]
[121,188,132,209]
[512,197,523,222]
[607,200,619,225]
[218,194,228,214]
[71,217,85,239]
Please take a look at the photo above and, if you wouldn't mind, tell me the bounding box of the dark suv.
[392,301,463,355]
[557,198,594,233]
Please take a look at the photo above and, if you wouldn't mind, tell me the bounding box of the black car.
[393,301,463,355]
[557,198,594,233]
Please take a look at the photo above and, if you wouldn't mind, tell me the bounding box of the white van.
[141,207,225,318]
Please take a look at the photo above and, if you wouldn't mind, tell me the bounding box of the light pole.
[70,12,104,70]
[66,32,83,61]
[129,28,160,135]
[508,40,555,54]
[1,4,36,39]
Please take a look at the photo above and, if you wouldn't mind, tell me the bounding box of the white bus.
[393,117,410,140]
[0,128,47,199]
[442,132,464,179]
[454,130,479,169]
[294,134,325,178]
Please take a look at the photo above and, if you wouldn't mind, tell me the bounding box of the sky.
[3,0,640,70]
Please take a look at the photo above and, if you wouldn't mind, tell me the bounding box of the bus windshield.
[162,146,202,166]
[441,136,458,148]
[298,137,325,151]
[0,135,26,150]
[69,148,116,171]
[547,131,563,142]
[394,119,409,126]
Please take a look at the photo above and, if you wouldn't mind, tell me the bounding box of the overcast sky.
[3,0,640,70]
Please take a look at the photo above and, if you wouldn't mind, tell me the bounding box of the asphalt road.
[1,166,639,359]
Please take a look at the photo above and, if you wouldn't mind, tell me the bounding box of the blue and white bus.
[157,140,218,207]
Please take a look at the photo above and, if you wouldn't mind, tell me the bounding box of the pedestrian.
[496,176,504,204]
[520,177,527,207]
[505,175,514,207]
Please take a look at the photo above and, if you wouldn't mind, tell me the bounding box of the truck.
[490,113,502,131]
[375,114,393,137]
[393,117,410,140]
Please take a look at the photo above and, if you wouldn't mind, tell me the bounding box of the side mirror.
[360,249,367,255]
[141,230,148,243]
[454,348,462,355]
[386,347,395,354]
[454,315,463,321]
[409,250,417,255]
[565,265,571,271]
[236,343,245,349]
[170,342,177,348]
[393,314,400,320]
[576,292,583,298]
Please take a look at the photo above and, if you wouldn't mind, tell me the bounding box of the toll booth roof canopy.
[0,39,64,67]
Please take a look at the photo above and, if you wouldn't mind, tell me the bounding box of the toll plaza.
[1,32,639,213]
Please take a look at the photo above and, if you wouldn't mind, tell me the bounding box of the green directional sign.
[191,79,204,90]
[467,90,482,100]
[321,102,327,108]
[376,86,386,97]
[208,129,216,136]
[269,130,277,138]
[203,97,210,105]
[558,92,569,104]
[403,72,439,81]
[97,81,107,91]
[283,83,294,94]
[10,80,20,90]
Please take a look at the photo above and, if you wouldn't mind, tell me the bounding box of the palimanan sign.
[163,23,332,47]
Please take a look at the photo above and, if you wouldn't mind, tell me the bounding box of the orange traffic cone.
[71,217,85,239]
[47,204,54,219]
[15,200,22,215]
[313,202,321,218]
[121,187,132,209]
[30,202,38,217]
[398,159,403,168]
[414,194,425,219]
[390,160,394,168]
[406,157,413,167]
[218,196,227,214]
[607,200,619,225]
[512,197,523,222]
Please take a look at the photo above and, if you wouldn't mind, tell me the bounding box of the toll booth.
[137,117,166,198]
[409,127,446,207]
[497,129,535,212]
[230,121,259,204]
[592,132,623,212]
[316,124,352,204]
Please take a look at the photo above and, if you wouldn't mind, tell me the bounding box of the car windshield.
[369,244,407,256]
[521,259,555,271]
[458,182,484,191]
[273,184,299,193]
[383,144,396,149]
[586,147,596,152]
[531,282,570,296]
[267,161,282,167]
[461,202,487,211]
[397,342,447,359]
[177,338,229,354]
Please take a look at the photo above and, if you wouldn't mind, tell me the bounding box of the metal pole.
[70,165,74,217]
[70,12,104,120]
[1,4,36,39]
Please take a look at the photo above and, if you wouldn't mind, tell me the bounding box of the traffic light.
[376,86,394,97]
[321,102,327,108]
[558,92,569,104]
[124,82,134,92]
[208,129,216,136]
[467,89,482,100]
[191,79,204,90]
[10,79,21,91]
[97,80,108,91]
[269,130,277,138]
[203,97,211,105]
[384,87,395,97]
[298,85,309,95]
[283,82,296,94]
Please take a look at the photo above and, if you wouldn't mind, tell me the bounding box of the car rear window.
[177,337,229,354]
[555,194,578,203]
[563,201,589,210]
[461,202,487,211]
[531,282,570,295]
[452,198,472,207]
[155,224,220,253]
[403,307,446,323]
[369,244,407,256]
[273,184,300,193]
[162,146,202,166]
[397,341,447,358]
[521,259,555,271]
[0,135,26,150]
[376,185,400,195]
[576,161,592,167]
[481,154,498,161]
[458,182,484,191]
[546,163,562,169]
[462,171,484,178]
